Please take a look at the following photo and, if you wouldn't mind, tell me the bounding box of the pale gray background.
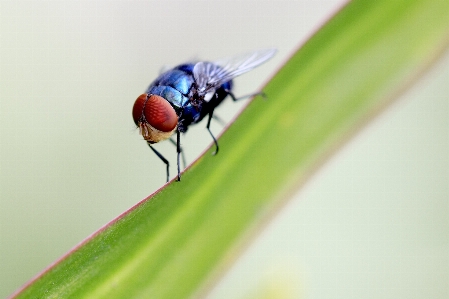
[0,1,447,298]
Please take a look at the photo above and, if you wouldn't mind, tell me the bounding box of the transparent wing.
[193,48,277,94]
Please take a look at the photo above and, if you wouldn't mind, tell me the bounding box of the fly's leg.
[176,129,182,181]
[206,107,219,156]
[226,90,267,101]
[148,142,170,183]
[211,114,226,127]
[205,90,266,156]
[169,137,186,170]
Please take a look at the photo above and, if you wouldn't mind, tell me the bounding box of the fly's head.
[132,94,178,143]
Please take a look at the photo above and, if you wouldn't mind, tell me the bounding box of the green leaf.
[11,0,449,298]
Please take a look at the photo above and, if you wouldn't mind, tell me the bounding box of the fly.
[132,49,277,182]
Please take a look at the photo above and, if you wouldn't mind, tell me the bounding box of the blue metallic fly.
[132,49,277,182]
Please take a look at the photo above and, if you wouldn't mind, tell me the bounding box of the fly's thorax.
[147,85,189,108]
[132,94,178,143]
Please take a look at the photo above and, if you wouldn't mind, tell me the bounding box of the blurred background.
[0,1,447,298]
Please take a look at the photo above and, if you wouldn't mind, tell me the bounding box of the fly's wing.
[193,48,277,95]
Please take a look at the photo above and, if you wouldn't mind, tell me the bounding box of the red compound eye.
[132,94,178,132]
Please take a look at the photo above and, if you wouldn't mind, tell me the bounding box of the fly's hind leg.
[205,90,266,156]
[225,89,267,101]
[206,107,219,156]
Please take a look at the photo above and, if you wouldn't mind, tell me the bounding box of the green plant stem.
[11,0,449,298]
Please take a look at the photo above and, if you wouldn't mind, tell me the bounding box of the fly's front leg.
[169,137,186,170]
[148,142,170,183]
[176,129,182,181]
